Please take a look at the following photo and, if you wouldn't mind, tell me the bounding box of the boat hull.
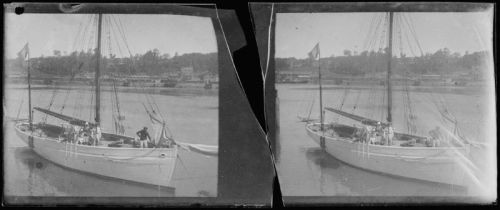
[305,123,470,186]
[15,122,178,188]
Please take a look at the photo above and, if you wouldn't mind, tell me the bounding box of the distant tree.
[343,50,352,56]
[53,50,61,57]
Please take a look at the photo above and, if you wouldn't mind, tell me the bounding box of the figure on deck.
[387,123,394,146]
[136,127,152,148]
[428,126,442,147]
[95,126,102,146]
[72,125,79,143]
[363,125,372,143]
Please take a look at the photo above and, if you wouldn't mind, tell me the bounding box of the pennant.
[308,43,320,60]
[17,43,29,61]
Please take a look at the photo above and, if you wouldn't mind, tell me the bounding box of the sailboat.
[14,14,217,189]
[305,12,475,186]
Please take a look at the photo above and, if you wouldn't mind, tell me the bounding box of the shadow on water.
[13,147,176,197]
[303,147,468,196]
[305,147,342,170]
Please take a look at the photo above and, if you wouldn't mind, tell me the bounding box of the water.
[275,83,496,200]
[3,83,218,197]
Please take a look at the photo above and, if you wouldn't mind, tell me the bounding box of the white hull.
[306,123,470,186]
[15,122,178,188]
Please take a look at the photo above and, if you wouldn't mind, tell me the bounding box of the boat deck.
[310,123,460,148]
[21,123,158,148]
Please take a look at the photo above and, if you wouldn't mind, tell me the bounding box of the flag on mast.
[308,43,320,60]
[17,43,29,61]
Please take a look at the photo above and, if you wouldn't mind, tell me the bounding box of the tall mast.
[27,44,32,130]
[95,13,103,125]
[386,12,394,124]
[318,44,323,131]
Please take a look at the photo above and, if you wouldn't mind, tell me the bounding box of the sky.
[276,11,493,59]
[5,13,217,59]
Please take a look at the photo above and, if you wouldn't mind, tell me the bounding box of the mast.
[386,12,394,124]
[27,44,32,130]
[95,13,103,125]
[318,44,323,131]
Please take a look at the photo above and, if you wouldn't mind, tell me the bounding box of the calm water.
[276,83,496,200]
[3,83,218,197]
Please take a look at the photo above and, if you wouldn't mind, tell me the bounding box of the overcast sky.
[5,13,217,59]
[276,11,493,59]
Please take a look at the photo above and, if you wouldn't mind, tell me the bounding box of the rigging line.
[375,13,387,54]
[364,80,375,118]
[401,20,419,57]
[362,13,380,51]
[402,75,409,133]
[106,15,113,58]
[74,15,88,53]
[77,15,93,52]
[405,75,416,133]
[71,15,86,52]
[85,14,96,53]
[73,86,84,119]
[403,14,424,57]
[338,85,349,111]
[110,82,119,134]
[370,13,384,50]
[403,78,410,133]
[109,15,125,58]
[16,98,24,120]
[400,14,418,57]
[381,82,386,123]
[406,14,424,57]
[397,14,404,58]
[89,82,95,123]
[114,15,134,57]
[42,86,58,123]
[81,14,95,52]
[351,89,362,115]
[307,97,315,120]
[367,14,384,53]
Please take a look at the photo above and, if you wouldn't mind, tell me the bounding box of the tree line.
[8,49,218,77]
[276,48,490,77]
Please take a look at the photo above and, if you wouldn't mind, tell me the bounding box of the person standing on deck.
[429,126,442,147]
[136,127,152,148]
[375,122,383,136]
[387,124,394,146]
[363,125,372,143]
[72,125,80,143]
[95,126,102,146]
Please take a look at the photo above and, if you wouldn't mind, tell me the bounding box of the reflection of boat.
[305,12,474,186]
[14,147,175,196]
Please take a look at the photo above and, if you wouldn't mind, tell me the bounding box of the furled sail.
[33,107,95,127]
[143,104,218,156]
[325,107,389,127]
[144,107,173,146]
[176,143,218,156]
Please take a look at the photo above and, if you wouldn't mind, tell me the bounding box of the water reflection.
[13,147,175,197]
